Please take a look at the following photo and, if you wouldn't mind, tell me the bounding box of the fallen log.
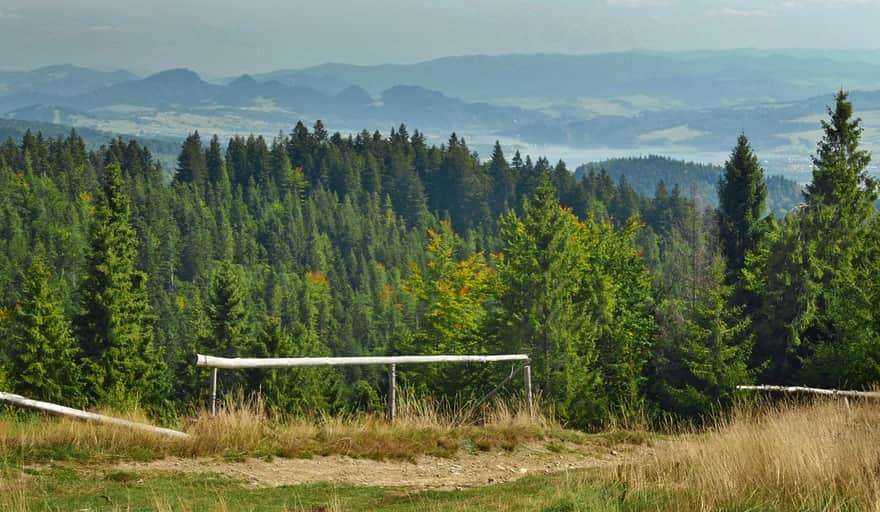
[0,391,189,439]
[736,385,880,399]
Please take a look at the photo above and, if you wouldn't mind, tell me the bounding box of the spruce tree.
[6,255,84,406]
[174,131,207,186]
[76,162,169,410]
[805,91,876,212]
[652,257,753,417]
[717,134,767,279]
[494,178,597,422]
[205,261,249,357]
[488,141,515,215]
[254,315,336,415]
[797,91,880,386]
[203,261,251,393]
[206,134,225,185]
[744,92,880,387]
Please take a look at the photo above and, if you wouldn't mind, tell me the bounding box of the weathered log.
[736,385,880,399]
[0,391,189,439]
[194,353,529,369]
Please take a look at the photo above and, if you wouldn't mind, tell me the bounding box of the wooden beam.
[736,385,880,399]
[195,353,529,369]
[0,391,189,439]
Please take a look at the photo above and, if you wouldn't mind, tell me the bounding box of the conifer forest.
[1,91,878,429]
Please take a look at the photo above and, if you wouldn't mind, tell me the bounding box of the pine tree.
[797,91,880,387]
[488,141,515,215]
[718,134,767,279]
[744,92,880,387]
[203,261,252,394]
[254,315,336,414]
[805,91,876,212]
[174,131,207,186]
[652,257,753,417]
[493,178,598,423]
[6,255,84,406]
[206,134,225,185]
[205,261,249,357]
[76,162,169,410]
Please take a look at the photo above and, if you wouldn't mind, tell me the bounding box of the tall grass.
[612,397,880,511]
[0,390,553,464]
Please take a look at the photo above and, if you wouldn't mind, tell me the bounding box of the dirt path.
[112,441,646,490]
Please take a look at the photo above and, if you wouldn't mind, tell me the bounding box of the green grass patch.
[1,461,866,512]
[0,464,653,512]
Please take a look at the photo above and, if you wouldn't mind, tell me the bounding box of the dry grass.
[183,390,549,461]
[612,397,880,511]
[0,391,553,464]
[3,396,879,511]
[0,407,187,462]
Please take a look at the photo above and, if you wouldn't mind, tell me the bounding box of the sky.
[1,0,879,78]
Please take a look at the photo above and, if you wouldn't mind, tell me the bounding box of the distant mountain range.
[2,67,541,139]
[256,51,880,108]
[4,51,880,161]
[0,65,137,113]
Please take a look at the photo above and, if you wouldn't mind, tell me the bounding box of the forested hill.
[2,94,879,429]
[0,118,180,167]
[575,155,803,215]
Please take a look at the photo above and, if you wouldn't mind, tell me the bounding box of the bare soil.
[110,441,648,490]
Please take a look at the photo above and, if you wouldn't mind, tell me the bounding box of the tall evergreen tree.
[717,134,767,279]
[805,91,876,212]
[206,134,225,185]
[6,255,84,406]
[174,131,208,186]
[205,261,250,357]
[652,257,753,417]
[797,91,880,386]
[488,141,515,215]
[76,162,169,409]
[493,179,598,424]
[745,92,880,387]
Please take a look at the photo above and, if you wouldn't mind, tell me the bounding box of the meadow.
[0,395,877,511]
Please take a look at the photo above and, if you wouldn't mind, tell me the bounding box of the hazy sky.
[1,0,878,77]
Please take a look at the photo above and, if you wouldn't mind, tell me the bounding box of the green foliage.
[1,103,874,424]
[717,134,767,279]
[173,131,207,186]
[5,255,84,406]
[652,257,753,416]
[744,91,880,388]
[403,222,493,395]
[494,179,594,422]
[589,219,656,418]
[75,162,169,411]
[493,178,655,428]
[350,379,383,414]
[205,261,249,357]
[254,315,339,415]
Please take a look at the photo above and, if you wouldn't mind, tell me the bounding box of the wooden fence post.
[211,368,218,417]
[388,363,397,422]
[524,364,533,418]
